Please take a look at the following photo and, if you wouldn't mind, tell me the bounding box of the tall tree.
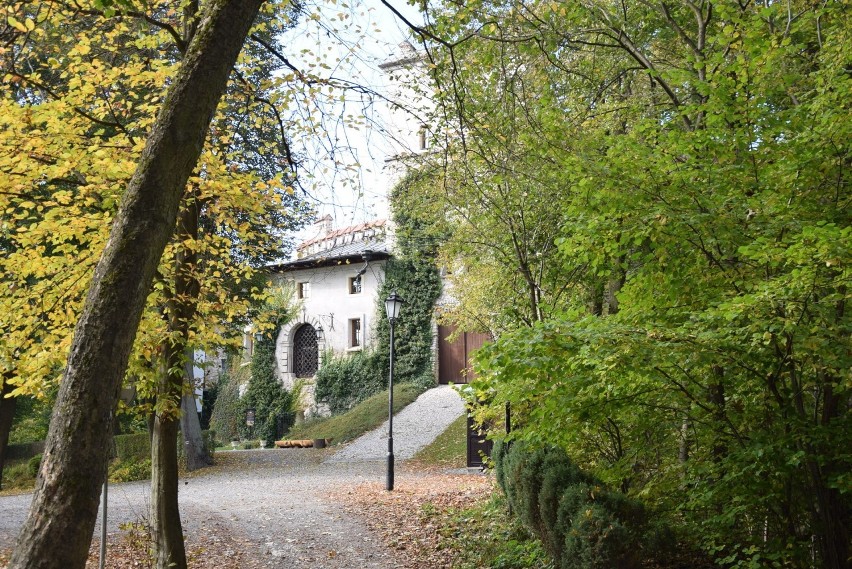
[405,0,850,566]
[7,1,265,567]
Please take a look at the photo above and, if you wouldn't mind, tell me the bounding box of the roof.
[270,219,392,272]
[296,219,387,253]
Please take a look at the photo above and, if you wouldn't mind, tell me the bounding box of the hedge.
[113,433,150,461]
[6,440,45,460]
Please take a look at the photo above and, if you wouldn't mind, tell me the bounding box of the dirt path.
[1,450,401,568]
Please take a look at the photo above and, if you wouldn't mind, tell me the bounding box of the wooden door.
[438,324,490,384]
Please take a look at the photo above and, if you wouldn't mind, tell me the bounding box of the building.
[268,218,392,418]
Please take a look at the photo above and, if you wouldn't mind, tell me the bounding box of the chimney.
[316,214,333,235]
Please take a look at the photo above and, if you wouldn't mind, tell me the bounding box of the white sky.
[279,0,424,246]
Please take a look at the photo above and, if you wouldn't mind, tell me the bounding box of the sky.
[279,0,425,247]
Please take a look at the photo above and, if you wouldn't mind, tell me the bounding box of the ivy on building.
[315,171,444,412]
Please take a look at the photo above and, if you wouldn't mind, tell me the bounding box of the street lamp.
[384,291,404,491]
[99,385,136,569]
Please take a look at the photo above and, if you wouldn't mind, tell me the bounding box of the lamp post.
[384,291,404,491]
[99,385,136,569]
[246,408,255,444]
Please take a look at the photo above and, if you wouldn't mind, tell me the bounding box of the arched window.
[292,324,319,378]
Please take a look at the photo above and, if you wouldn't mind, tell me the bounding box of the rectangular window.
[297,281,310,299]
[349,318,362,348]
[418,128,427,150]
[348,275,362,295]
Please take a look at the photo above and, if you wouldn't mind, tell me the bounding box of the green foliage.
[421,0,852,566]
[9,389,56,444]
[0,460,36,491]
[494,441,676,569]
[242,329,294,442]
[374,258,442,384]
[109,458,151,483]
[368,172,444,387]
[113,433,151,462]
[286,382,427,444]
[201,430,216,459]
[314,350,387,414]
[5,441,45,461]
[209,360,249,442]
[26,454,42,478]
[434,493,552,569]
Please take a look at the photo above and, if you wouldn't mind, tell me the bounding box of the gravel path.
[0,386,468,568]
[326,385,465,463]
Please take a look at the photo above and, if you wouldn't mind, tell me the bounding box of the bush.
[201,429,217,458]
[315,350,387,414]
[27,454,42,477]
[209,361,249,442]
[243,331,294,442]
[495,441,665,569]
[113,433,151,462]
[109,458,151,482]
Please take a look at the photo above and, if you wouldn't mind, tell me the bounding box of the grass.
[0,459,36,494]
[432,493,553,569]
[412,413,467,468]
[285,382,427,445]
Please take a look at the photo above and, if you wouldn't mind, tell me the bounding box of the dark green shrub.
[493,440,509,493]
[27,454,42,477]
[497,440,668,569]
[538,448,593,560]
[315,350,387,414]
[242,329,294,442]
[113,433,151,462]
[201,429,217,458]
[562,503,640,569]
[6,440,45,460]
[209,363,246,443]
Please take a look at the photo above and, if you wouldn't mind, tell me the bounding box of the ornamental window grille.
[292,324,318,378]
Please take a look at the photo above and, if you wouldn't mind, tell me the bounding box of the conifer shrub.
[495,440,666,569]
[27,454,42,477]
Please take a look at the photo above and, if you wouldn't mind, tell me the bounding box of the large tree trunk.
[9,3,265,568]
[0,373,17,490]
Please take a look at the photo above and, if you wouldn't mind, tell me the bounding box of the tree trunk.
[180,354,212,471]
[9,3,265,567]
[151,187,203,568]
[0,374,17,490]
[150,349,187,569]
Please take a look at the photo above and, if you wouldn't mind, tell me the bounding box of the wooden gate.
[437,324,490,384]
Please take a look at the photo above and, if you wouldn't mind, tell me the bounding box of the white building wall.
[271,260,387,419]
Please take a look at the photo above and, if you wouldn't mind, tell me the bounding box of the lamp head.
[385,291,404,321]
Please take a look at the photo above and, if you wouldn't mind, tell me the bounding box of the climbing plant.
[240,287,296,442]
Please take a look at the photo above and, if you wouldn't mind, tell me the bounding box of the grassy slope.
[284,382,426,445]
[411,413,467,468]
